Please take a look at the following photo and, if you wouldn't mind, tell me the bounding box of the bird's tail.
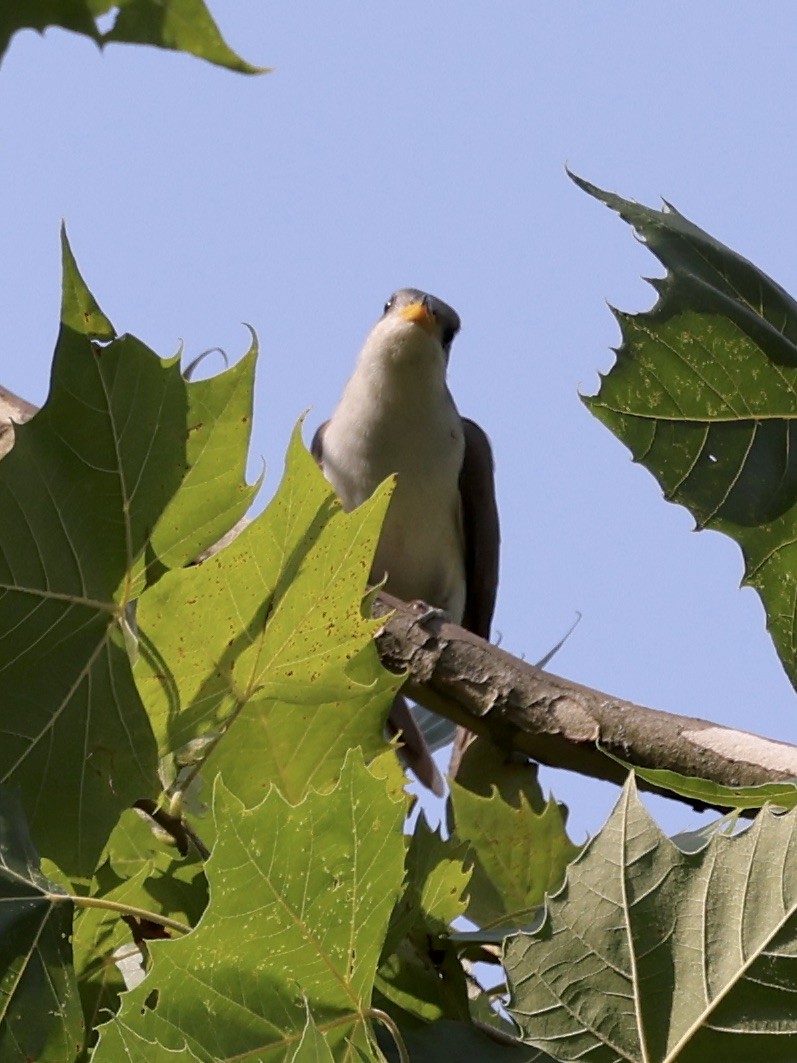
[388,694,445,797]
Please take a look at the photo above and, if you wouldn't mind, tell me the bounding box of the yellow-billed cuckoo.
[312,289,500,793]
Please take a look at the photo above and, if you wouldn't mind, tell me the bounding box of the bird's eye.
[441,325,457,349]
[383,295,395,315]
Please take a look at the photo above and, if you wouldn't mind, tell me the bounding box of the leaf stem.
[368,1008,409,1063]
[69,894,192,935]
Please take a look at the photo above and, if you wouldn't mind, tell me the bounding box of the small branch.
[373,593,797,812]
[134,798,211,860]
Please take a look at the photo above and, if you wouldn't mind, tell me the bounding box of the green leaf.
[0,0,265,74]
[571,172,797,367]
[73,808,207,1037]
[377,818,472,1022]
[0,787,84,1061]
[506,776,797,1062]
[451,783,580,931]
[577,175,797,690]
[0,0,99,62]
[0,236,187,877]
[135,426,402,807]
[375,1007,554,1062]
[104,0,268,74]
[604,748,797,811]
[91,1026,203,1061]
[93,751,406,1062]
[149,337,259,570]
[408,824,471,932]
[60,224,115,341]
[453,737,547,813]
[289,1009,337,1062]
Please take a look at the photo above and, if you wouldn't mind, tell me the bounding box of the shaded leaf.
[0,0,264,74]
[91,1026,203,1061]
[375,1004,553,1063]
[0,0,98,61]
[571,171,797,367]
[577,175,797,690]
[135,427,402,807]
[0,233,178,878]
[93,751,406,1061]
[0,787,84,1060]
[451,783,580,931]
[453,737,547,813]
[73,808,207,1038]
[387,817,471,946]
[669,813,743,854]
[506,776,797,1062]
[377,818,471,1021]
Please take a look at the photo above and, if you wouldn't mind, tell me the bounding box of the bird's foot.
[407,600,450,630]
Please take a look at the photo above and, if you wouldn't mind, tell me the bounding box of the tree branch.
[372,593,797,810]
[0,385,37,459]
[6,381,796,812]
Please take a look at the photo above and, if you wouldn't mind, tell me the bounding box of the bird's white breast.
[320,321,467,619]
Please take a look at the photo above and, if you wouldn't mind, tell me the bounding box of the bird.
[312,288,500,793]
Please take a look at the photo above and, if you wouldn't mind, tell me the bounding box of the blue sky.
[3,3,797,839]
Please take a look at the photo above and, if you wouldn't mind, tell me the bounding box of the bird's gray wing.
[310,420,329,465]
[459,418,500,640]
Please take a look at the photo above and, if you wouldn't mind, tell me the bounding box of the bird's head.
[366,288,461,372]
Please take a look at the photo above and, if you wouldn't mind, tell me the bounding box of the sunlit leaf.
[135,428,401,807]
[105,0,268,74]
[93,752,405,1061]
[289,1009,336,1062]
[149,337,259,570]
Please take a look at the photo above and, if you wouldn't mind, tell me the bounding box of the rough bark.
[372,593,797,810]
